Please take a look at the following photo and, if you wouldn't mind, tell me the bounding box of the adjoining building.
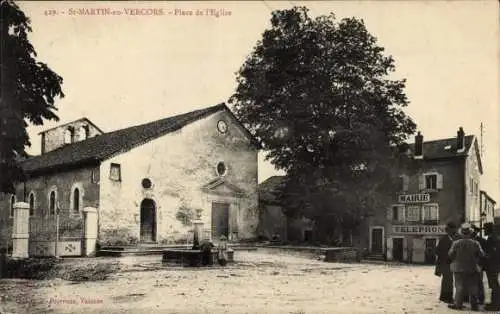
[0,104,260,256]
[367,127,483,263]
[258,175,314,243]
[480,190,496,226]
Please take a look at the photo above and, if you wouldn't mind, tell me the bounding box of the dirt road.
[0,251,493,313]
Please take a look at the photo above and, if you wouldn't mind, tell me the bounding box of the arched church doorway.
[140,199,156,242]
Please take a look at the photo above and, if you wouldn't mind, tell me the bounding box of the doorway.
[140,199,156,242]
[392,238,404,261]
[425,238,437,264]
[211,202,229,239]
[371,227,383,253]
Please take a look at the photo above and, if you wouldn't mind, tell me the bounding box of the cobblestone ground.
[0,251,496,314]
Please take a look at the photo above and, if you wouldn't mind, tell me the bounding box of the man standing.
[448,223,485,311]
[467,225,486,305]
[483,223,500,311]
[435,222,459,304]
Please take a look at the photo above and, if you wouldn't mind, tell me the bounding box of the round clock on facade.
[217,120,228,134]
[141,178,152,189]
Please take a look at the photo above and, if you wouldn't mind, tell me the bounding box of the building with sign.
[367,127,483,263]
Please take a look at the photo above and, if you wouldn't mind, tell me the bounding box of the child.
[217,235,228,266]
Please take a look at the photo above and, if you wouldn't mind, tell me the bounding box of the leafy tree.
[229,7,416,241]
[0,0,64,193]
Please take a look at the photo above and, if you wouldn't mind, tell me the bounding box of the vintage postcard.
[0,1,499,313]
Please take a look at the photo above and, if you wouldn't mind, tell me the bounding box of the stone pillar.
[192,209,204,250]
[83,207,98,256]
[12,202,30,259]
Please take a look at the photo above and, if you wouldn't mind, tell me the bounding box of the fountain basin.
[162,248,234,267]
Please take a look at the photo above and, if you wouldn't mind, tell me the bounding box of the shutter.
[437,174,443,189]
[419,175,425,190]
[432,205,439,221]
[398,206,405,222]
[422,205,428,221]
[403,176,409,192]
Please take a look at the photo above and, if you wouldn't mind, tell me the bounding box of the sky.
[17,1,500,202]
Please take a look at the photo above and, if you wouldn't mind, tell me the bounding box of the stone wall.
[0,166,99,251]
[98,109,259,244]
[465,140,482,224]
[42,119,102,154]
[0,193,13,251]
[258,203,287,240]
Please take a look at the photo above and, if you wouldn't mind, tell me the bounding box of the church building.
[0,103,259,256]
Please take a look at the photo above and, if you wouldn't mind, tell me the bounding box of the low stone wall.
[29,240,82,257]
[324,248,361,263]
[256,246,361,263]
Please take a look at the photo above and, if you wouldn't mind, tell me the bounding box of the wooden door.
[393,238,404,261]
[371,228,383,253]
[211,202,229,239]
[140,199,156,242]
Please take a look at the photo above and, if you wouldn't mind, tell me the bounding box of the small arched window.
[10,195,16,217]
[29,192,35,216]
[73,188,80,213]
[84,125,90,139]
[49,191,56,215]
[77,126,89,141]
[64,127,74,144]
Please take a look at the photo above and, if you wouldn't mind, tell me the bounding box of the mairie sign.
[392,225,446,234]
[398,193,430,204]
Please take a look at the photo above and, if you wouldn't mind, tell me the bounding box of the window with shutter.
[398,206,405,222]
[436,174,443,189]
[423,204,439,223]
[406,206,420,222]
[425,174,437,190]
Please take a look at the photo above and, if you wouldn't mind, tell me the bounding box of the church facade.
[0,104,259,255]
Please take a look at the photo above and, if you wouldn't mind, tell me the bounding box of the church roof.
[22,103,247,174]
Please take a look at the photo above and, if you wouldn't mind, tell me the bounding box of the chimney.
[414,131,423,159]
[457,127,465,152]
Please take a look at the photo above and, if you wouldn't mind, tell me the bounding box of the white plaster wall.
[98,109,259,243]
[465,140,481,223]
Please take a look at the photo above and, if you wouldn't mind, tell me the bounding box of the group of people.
[200,235,229,266]
[435,222,500,311]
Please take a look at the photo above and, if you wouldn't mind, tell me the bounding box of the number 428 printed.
[44,9,58,16]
